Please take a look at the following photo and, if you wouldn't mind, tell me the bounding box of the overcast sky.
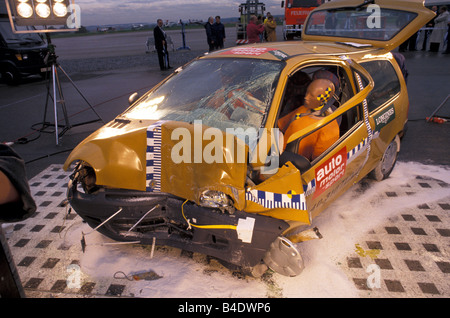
[75,0,285,26]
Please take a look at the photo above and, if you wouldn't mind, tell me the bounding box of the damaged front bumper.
[67,175,290,273]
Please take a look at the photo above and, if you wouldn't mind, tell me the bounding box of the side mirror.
[128,92,140,105]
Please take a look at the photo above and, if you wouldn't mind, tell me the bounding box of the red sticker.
[314,147,347,197]
[220,47,275,56]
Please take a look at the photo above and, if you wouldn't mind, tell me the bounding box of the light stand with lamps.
[5,0,104,146]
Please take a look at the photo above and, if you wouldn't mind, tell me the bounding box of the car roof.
[203,41,379,62]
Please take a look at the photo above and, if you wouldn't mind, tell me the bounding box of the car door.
[244,57,375,224]
[292,58,375,220]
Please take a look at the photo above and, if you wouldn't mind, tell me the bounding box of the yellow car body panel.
[64,122,148,191]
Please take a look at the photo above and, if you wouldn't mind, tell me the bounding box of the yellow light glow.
[53,3,67,17]
[124,96,166,120]
[35,3,51,18]
[17,2,33,18]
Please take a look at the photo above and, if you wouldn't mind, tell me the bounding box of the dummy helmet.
[306,78,336,110]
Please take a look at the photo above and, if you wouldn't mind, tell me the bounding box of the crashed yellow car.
[64,0,434,276]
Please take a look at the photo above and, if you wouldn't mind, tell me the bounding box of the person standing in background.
[444,9,450,53]
[205,17,216,52]
[154,19,171,70]
[247,15,264,44]
[213,16,226,50]
[429,6,449,52]
[265,14,277,42]
[422,6,437,51]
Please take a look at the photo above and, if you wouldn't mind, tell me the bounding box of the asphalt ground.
[0,28,449,299]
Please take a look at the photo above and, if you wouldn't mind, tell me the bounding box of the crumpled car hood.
[64,120,248,210]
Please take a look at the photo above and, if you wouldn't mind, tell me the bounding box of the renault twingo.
[64,0,435,276]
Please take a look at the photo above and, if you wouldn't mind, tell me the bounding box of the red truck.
[282,0,326,40]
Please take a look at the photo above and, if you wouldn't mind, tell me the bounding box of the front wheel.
[1,64,21,85]
[263,236,304,277]
[370,135,400,181]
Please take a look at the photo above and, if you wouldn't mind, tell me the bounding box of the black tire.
[1,65,21,85]
[369,136,399,181]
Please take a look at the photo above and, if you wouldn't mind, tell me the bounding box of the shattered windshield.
[123,58,283,134]
[305,8,418,41]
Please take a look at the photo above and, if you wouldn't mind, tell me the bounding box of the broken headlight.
[199,190,231,209]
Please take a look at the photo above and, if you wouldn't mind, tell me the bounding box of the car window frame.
[274,60,371,166]
[360,58,402,113]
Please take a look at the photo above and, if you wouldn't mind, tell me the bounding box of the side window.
[279,64,358,136]
[277,64,359,163]
[360,60,401,112]
[279,65,353,118]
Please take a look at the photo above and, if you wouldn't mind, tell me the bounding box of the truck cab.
[282,0,327,40]
[0,15,49,85]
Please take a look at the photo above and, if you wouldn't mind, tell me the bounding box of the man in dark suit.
[213,16,226,50]
[153,19,171,70]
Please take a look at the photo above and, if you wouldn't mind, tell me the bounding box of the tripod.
[426,94,449,123]
[40,34,105,146]
[176,21,190,51]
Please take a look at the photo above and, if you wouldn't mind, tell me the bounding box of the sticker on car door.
[314,147,347,197]
[373,104,395,132]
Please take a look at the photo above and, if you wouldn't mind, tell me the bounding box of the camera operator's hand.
[0,144,36,222]
[0,170,20,205]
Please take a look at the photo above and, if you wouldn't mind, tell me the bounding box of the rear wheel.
[370,135,400,181]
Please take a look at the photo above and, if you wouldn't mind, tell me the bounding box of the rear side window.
[361,60,401,112]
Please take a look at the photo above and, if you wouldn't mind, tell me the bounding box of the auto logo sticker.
[374,104,395,132]
[314,147,347,197]
[220,47,276,56]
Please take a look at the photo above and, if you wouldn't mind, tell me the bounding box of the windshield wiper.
[355,0,375,11]
[329,0,375,12]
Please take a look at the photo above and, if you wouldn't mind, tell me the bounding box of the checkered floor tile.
[3,164,450,298]
[341,176,450,297]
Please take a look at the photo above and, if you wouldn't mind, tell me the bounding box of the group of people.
[205,16,227,52]
[153,12,278,68]
[246,13,277,44]
[400,6,450,54]
[204,13,277,50]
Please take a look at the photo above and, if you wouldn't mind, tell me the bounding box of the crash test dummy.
[278,78,340,161]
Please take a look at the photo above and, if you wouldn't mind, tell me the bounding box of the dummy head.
[304,79,335,111]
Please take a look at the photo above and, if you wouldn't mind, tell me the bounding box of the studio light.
[16,2,33,18]
[35,2,51,18]
[5,0,77,31]
[53,2,68,17]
